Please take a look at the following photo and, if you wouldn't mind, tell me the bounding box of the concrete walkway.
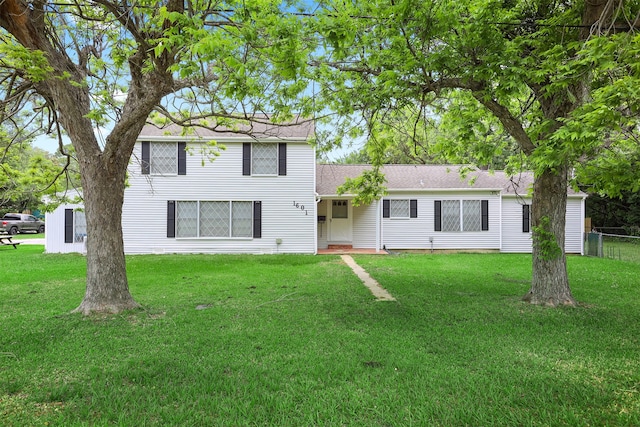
[340,255,396,301]
[14,238,45,245]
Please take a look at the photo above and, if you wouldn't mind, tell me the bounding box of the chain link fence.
[585,232,640,263]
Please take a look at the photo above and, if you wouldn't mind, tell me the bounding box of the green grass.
[1,246,640,426]
[3,231,44,240]
[603,237,640,263]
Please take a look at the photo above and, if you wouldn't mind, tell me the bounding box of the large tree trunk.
[522,165,577,307]
[72,154,140,315]
[0,0,175,315]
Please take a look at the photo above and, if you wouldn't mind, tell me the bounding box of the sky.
[34,134,61,153]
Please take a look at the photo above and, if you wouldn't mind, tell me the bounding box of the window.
[151,142,177,174]
[442,200,461,231]
[463,200,482,231]
[243,143,286,176]
[383,199,418,218]
[168,200,260,238]
[252,143,277,175]
[200,201,230,237]
[435,200,489,232]
[391,200,409,218]
[522,204,531,233]
[176,201,198,238]
[141,141,186,175]
[232,201,253,237]
[64,209,86,243]
[332,200,348,218]
[73,211,87,242]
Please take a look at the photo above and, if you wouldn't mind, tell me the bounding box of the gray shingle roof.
[139,116,314,140]
[316,164,537,196]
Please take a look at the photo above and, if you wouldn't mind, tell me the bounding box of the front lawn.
[1,246,639,426]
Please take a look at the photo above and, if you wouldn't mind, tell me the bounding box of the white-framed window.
[141,141,186,175]
[73,211,87,243]
[150,142,177,175]
[463,200,482,232]
[383,199,418,219]
[200,201,230,237]
[243,143,286,176]
[442,200,461,232]
[251,143,278,175]
[390,199,410,218]
[64,208,87,243]
[176,201,253,238]
[176,201,198,238]
[435,199,488,232]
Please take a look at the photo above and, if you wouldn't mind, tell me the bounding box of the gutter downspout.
[581,195,586,256]
[378,198,383,252]
[499,193,503,253]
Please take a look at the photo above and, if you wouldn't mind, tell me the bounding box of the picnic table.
[0,235,21,249]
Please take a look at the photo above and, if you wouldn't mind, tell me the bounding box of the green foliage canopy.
[310,0,640,187]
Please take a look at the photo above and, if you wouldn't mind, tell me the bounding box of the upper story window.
[252,143,278,175]
[243,143,286,176]
[141,141,186,175]
[383,199,418,219]
[435,199,489,232]
[151,142,177,174]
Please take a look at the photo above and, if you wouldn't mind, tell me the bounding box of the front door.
[329,200,352,242]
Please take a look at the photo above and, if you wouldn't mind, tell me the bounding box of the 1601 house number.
[292,201,308,215]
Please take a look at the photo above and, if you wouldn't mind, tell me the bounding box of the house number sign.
[292,201,308,215]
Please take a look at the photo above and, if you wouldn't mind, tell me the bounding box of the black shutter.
[434,201,442,231]
[167,201,176,238]
[141,141,150,174]
[253,201,262,238]
[523,204,530,233]
[410,199,418,218]
[383,200,390,218]
[278,143,287,176]
[481,200,489,231]
[178,142,187,175]
[243,143,251,176]
[64,209,74,243]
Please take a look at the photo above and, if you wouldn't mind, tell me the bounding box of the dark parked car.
[0,213,45,235]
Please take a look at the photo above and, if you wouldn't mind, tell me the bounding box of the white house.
[46,123,586,255]
[316,164,585,254]
[44,190,87,254]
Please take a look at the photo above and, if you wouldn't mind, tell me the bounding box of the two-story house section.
[45,120,586,255]
[121,119,317,255]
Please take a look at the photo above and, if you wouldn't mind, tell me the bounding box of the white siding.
[352,202,377,248]
[501,195,585,254]
[565,197,585,254]
[45,204,86,254]
[122,140,316,254]
[500,197,532,253]
[382,192,501,250]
